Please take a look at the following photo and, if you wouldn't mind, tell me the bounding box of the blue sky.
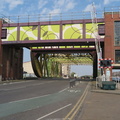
[1,0,119,76]
[0,0,120,16]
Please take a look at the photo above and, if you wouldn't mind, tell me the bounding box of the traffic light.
[99,58,113,68]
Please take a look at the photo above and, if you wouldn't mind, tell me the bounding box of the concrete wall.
[23,61,34,73]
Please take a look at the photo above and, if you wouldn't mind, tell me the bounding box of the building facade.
[104,12,120,67]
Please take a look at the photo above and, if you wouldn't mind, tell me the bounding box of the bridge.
[0,7,119,81]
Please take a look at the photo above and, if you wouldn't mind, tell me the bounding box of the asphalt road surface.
[0,79,88,120]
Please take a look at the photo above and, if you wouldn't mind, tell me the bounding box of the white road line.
[1,80,32,86]
[8,94,51,103]
[0,81,55,91]
[36,104,72,120]
[59,87,68,93]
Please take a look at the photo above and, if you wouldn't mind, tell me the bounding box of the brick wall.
[104,12,120,62]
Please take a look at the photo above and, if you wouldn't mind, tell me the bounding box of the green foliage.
[71,72,76,77]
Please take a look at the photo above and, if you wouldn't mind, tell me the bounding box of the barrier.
[69,79,76,88]
[112,77,120,89]
[96,76,120,90]
[96,76,103,89]
[102,81,116,90]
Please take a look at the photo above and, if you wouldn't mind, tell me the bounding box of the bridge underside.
[1,43,99,80]
[0,18,104,80]
[31,49,94,78]
[1,32,103,80]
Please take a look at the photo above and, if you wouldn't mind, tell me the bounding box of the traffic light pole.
[99,58,113,81]
[104,68,112,81]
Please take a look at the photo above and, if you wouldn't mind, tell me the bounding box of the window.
[114,21,120,46]
[115,50,120,63]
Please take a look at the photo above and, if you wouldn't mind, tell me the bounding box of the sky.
[1,0,120,76]
[0,0,120,16]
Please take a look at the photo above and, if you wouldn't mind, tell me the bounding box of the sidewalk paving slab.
[78,87,120,120]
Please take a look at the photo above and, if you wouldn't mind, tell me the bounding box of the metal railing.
[1,6,120,24]
[0,10,104,24]
[104,6,120,18]
[104,6,120,12]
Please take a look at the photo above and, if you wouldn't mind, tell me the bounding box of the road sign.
[99,58,113,68]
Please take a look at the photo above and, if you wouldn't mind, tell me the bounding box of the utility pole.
[91,2,103,76]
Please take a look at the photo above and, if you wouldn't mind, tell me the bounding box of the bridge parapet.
[2,18,104,47]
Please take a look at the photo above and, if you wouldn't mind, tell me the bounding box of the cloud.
[104,0,111,5]
[49,9,61,14]
[84,4,92,12]
[38,0,48,9]
[65,1,76,11]
[41,8,51,14]
[4,0,24,10]
[51,0,77,13]
[84,3,102,12]
[35,0,77,21]
[0,0,6,12]
[37,0,77,17]
[104,0,120,5]
[54,0,65,7]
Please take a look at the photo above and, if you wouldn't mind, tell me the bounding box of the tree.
[71,72,76,77]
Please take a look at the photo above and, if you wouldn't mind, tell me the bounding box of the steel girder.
[31,51,94,78]
[31,51,62,78]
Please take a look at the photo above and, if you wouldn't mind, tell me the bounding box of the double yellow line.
[64,82,90,120]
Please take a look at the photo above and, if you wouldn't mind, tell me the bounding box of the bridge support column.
[93,53,98,79]
[0,21,2,81]
[2,47,23,80]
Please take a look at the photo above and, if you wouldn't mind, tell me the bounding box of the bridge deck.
[2,19,104,48]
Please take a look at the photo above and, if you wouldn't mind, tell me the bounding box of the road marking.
[8,94,51,103]
[0,83,79,118]
[1,80,32,86]
[0,81,55,91]
[64,82,90,120]
[30,81,55,87]
[59,87,68,93]
[68,90,81,93]
[36,104,72,120]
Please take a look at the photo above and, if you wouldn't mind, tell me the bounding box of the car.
[112,77,120,82]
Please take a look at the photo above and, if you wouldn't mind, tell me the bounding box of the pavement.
[78,82,120,120]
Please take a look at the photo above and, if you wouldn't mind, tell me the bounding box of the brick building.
[104,12,120,67]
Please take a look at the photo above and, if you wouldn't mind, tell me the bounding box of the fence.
[0,11,104,24]
[1,6,120,24]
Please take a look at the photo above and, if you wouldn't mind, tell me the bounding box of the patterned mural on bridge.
[63,24,83,39]
[20,26,38,40]
[41,25,60,40]
[5,27,17,41]
[2,23,103,41]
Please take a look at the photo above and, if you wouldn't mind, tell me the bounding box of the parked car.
[112,77,120,82]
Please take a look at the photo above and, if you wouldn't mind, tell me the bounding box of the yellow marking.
[64,82,90,120]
